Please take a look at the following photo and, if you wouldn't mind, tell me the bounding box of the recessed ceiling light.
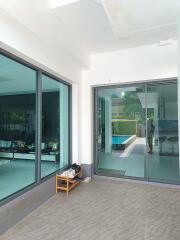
[51,0,80,8]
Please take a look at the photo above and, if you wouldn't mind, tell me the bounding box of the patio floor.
[0,177,180,240]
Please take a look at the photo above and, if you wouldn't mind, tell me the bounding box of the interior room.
[0,0,180,240]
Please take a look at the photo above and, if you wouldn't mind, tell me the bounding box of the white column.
[105,96,112,153]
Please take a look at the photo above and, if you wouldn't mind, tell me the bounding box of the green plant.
[122,92,144,122]
[112,119,137,135]
[9,112,26,123]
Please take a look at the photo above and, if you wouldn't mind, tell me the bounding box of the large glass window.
[41,75,69,178]
[0,52,71,202]
[0,54,36,200]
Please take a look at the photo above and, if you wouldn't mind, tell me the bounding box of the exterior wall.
[80,42,178,176]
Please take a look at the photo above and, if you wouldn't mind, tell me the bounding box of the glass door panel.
[95,84,146,178]
[147,81,179,182]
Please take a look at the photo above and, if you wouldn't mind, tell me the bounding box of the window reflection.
[0,54,36,200]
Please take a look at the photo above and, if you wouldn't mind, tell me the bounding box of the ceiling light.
[159,39,174,47]
[121,91,125,98]
[51,0,80,8]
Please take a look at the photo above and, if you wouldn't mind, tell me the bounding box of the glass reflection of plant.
[9,112,26,124]
[122,92,144,123]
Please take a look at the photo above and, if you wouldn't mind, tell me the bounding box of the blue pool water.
[112,135,130,144]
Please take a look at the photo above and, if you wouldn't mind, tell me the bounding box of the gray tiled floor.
[1,178,180,240]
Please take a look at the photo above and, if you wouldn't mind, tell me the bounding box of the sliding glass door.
[94,80,179,184]
[95,84,146,179]
[147,81,179,182]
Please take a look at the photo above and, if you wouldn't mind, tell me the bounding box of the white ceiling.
[0,0,179,56]
[53,0,179,53]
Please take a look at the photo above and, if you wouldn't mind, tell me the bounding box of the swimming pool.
[112,135,136,150]
[112,135,130,144]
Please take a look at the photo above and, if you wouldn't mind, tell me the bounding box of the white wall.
[81,42,178,166]
[0,9,85,164]
[0,8,85,83]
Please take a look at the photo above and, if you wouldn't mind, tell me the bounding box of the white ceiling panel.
[0,0,179,54]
